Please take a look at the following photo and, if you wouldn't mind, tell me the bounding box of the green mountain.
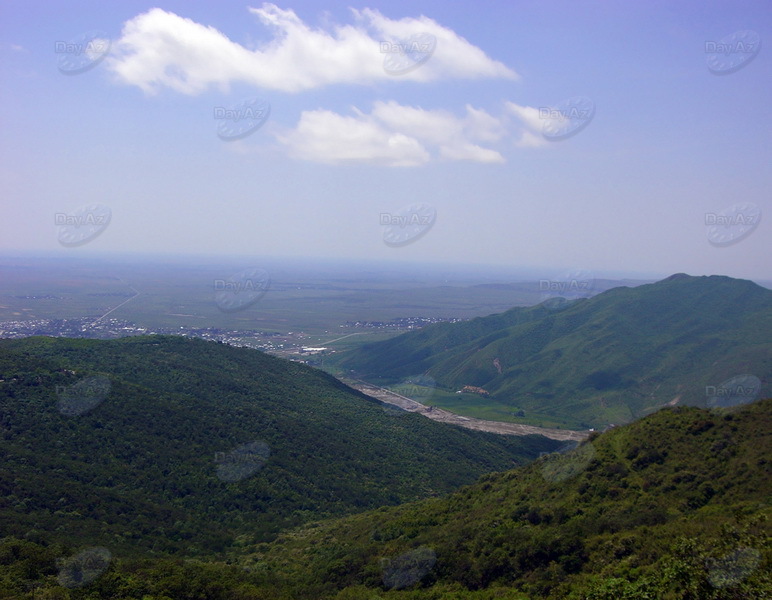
[246,398,771,599]
[3,399,769,599]
[0,335,557,557]
[340,274,772,429]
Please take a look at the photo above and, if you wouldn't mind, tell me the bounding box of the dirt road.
[343,378,589,442]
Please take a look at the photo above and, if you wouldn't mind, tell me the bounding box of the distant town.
[342,317,465,329]
[0,315,465,361]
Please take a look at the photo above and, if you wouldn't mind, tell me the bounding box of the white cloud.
[278,108,430,166]
[464,105,507,144]
[277,101,506,166]
[515,129,549,148]
[353,8,517,81]
[438,142,505,163]
[505,101,550,148]
[106,4,517,94]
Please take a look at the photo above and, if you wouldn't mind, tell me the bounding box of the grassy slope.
[341,275,772,428]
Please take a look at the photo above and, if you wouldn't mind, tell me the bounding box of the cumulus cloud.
[107,3,517,94]
[505,101,550,148]
[277,101,506,166]
[277,108,430,166]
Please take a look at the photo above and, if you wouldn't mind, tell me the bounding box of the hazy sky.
[1,0,770,280]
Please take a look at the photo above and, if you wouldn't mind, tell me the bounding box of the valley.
[0,258,769,599]
[342,376,590,441]
[3,2,770,596]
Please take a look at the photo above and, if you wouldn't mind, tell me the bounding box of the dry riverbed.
[342,378,589,442]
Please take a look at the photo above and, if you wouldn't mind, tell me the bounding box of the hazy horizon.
[1,0,770,281]
[1,250,770,290]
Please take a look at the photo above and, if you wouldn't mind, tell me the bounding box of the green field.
[346,380,582,429]
[418,390,572,428]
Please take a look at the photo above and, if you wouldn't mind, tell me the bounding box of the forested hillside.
[0,335,557,557]
[1,398,768,599]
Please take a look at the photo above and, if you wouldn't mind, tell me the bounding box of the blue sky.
[1,0,770,281]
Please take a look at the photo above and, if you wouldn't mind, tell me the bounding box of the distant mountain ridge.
[340,274,772,429]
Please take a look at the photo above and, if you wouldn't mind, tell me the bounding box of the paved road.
[342,378,589,442]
